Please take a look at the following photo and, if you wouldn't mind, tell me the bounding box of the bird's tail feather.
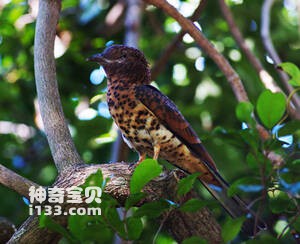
[199,162,267,237]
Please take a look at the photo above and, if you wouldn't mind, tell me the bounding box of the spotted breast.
[107,78,218,185]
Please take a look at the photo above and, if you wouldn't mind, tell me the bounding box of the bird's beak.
[86,53,106,63]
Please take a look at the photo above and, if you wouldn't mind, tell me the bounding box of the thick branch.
[261,0,300,109]
[34,0,83,172]
[0,164,39,198]
[0,217,16,244]
[145,0,248,103]
[9,163,221,243]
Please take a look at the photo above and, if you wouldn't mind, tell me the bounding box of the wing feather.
[135,85,217,170]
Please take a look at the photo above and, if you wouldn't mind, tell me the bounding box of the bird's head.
[87,45,151,85]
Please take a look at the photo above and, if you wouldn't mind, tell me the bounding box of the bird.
[87,44,266,236]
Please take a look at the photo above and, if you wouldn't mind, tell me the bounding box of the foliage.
[0,0,300,243]
[130,159,162,194]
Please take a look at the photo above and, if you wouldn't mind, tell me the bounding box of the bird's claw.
[128,163,137,171]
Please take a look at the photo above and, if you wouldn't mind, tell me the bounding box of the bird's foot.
[128,153,146,171]
[155,170,169,181]
[128,162,136,171]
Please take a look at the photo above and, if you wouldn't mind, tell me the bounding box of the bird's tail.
[199,163,267,237]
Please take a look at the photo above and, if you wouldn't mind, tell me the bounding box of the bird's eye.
[121,54,127,59]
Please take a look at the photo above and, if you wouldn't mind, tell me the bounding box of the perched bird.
[88,44,266,236]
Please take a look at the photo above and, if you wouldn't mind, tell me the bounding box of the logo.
[28,186,102,216]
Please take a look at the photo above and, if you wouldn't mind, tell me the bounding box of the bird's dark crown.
[88,45,151,85]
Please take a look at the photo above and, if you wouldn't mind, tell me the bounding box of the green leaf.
[101,193,119,211]
[239,129,259,150]
[177,173,201,196]
[246,153,258,169]
[292,159,300,165]
[278,62,300,87]
[68,215,89,241]
[179,199,207,212]
[39,213,75,242]
[245,234,280,244]
[126,217,143,240]
[81,169,103,189]
[213,126,245,148]
[256,90,286,129]
[133,200,170,218]
[125,192,146,210]
[236,102,254,123]
[277,121,300,136]
[222,217,245,242]
[293,215,300,232]
[130,159,162,194]
[68,215,114,242]
[227,177,262,197]
[182,236,207,244]
[280,162,300,184]
[105,207,126,238]
[269,191,293,214]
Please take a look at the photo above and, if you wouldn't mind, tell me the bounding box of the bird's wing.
[135,84,217,170]
[135,85,268,235]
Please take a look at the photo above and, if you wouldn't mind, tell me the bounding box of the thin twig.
[261,0,300,109]
[218,0,279,92]
[219,0,300,120]
[151,0,208,80]
[277,211,300,240]
[152,209,172,244]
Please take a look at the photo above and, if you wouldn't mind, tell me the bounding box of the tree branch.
[8,163,221,243]
[218,0,279,92]
[0,164,39,199]
[151,0,208,80]
[261,0,300,109]
[34,0,84,173]
[219,0,300,120]
[145,0,248,103]
[0,217,16,244]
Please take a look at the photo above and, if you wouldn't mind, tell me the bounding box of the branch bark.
[0,217,16,244]
[8,163,222,243]
[0,164,39,199]
[34,0,83,173]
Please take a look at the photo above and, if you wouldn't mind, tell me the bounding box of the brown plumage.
[88,44,266,236]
